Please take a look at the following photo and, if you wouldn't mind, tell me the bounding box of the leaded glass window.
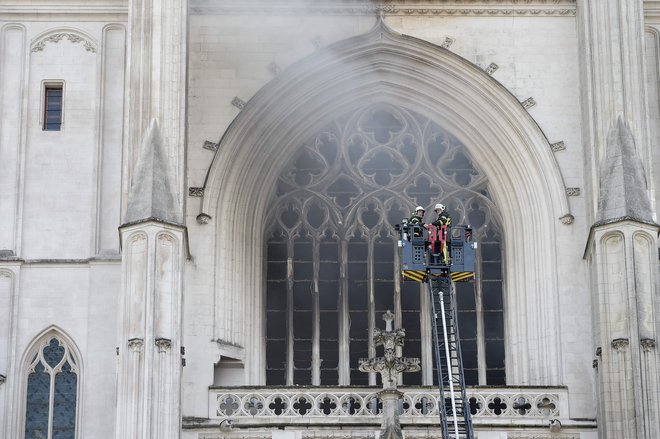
[24,336,79,439]
[265,104,505,386]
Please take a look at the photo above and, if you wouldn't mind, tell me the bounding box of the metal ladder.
[428,275,474,439]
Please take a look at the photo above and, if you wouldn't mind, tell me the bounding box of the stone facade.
[0,1,658,439]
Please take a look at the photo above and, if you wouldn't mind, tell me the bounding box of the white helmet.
[415,206,425,212]
[435,203,445,211]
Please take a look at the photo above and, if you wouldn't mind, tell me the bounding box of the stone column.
[116,117,186,439]
[578,2,660,437]
[116,0,187,437]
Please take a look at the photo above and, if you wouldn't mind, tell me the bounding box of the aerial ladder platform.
[396,220,476,439]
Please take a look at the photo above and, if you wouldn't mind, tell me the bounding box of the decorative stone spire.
[597,117,654,224]
[124,119,183,225]
[360,310,420,439]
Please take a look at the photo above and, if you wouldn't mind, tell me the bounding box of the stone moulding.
[190,1,576,17]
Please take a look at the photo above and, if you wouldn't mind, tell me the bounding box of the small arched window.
[24,334,79,439]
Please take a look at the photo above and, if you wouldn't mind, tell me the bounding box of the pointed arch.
[17,326,82,439]
[201,21,569,385]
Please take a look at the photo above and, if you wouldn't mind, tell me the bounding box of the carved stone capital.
[595,347,602,356]
[155,338,172,352]
[641,338,656,352]
[128,338,144,352]
[197,213,212,225]
[559,214,574,225]
[611,338,629,351]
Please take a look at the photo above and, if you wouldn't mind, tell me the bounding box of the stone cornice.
[191,0,575,16]
[0,3,127,21]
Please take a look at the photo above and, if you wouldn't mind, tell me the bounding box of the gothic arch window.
[23,332,80,439]
[265,104,505,387]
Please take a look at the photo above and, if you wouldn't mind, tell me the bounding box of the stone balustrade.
[208,386,567,426]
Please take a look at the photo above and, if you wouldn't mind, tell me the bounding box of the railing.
[208,386,567,426]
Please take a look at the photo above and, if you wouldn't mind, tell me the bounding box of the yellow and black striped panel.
[451,271,475,282]
[402,270,426,282]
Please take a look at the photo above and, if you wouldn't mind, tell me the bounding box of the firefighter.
[431,203,451,228]
[409,206,425,237]
[430,203,451,264]
[409,206,425,225]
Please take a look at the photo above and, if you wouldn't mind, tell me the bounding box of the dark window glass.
[25,337,78,439]
[44,86,63,131]
[264,104,505,386]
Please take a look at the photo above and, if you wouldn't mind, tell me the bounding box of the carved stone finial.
[383,310,395,331]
